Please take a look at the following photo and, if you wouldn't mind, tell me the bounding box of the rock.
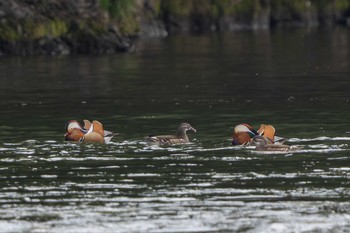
[0,0,134,56]
[1,0,350,56]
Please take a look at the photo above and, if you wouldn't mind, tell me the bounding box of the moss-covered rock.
[0,0,134,55]
[1,0,350,55]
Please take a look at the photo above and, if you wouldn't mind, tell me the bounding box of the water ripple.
[0,137,349,233]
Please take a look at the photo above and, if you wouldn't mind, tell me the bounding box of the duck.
[232,123,286,146]
[64,119,116,143]
[252,135,291,151]
[145,123,196,146]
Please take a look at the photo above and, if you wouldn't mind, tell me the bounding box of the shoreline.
[1,0,350,56]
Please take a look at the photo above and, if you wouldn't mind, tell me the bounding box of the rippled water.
[1,28,350,232]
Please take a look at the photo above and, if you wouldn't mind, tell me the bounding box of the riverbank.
[1,0,350,56]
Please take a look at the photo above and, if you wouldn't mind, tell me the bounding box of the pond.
[0,27,350,232]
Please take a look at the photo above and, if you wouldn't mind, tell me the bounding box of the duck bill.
[231,138,239,145]
[64,132,71,141]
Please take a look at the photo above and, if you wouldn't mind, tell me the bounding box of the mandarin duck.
[64,119,116,143]
[145,123,196,146]
[232,123,286,146]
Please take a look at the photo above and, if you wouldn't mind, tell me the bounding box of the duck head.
[252,135,269,144]
[232,123,258,145]
[64,120,86,141]
[65,128,85,141]
[177,123,196,134]
[65,120,87,133]
[176,123,196,142]
[251,135,270,150]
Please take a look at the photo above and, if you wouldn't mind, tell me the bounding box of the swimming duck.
[232,123,286,146]
[252,135,291,151]
[145,123,196,146]
[64,119,115,143]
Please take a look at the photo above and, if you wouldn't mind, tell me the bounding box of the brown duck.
[145,123,196,146]
[252,135,291,151]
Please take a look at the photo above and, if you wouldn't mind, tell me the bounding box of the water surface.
[0,27,350,232]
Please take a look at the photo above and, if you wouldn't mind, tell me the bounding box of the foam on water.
[289,136,350,142]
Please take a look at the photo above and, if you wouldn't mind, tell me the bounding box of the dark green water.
[0,27,350,232]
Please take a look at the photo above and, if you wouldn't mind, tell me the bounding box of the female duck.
[252,135,291,151]
[145,123,196,146]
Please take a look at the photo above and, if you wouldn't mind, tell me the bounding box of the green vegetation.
[159,0,193,16]
[0,23,20,41]
[332,0,350,11]
[231,0,260,20]
[99,0,139,34]
[76,20,106,36]
[0,0,350,41]
[29,20,68,39]
[100,0,135,19]
[0,0,350,53]
[0,19,68,42]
